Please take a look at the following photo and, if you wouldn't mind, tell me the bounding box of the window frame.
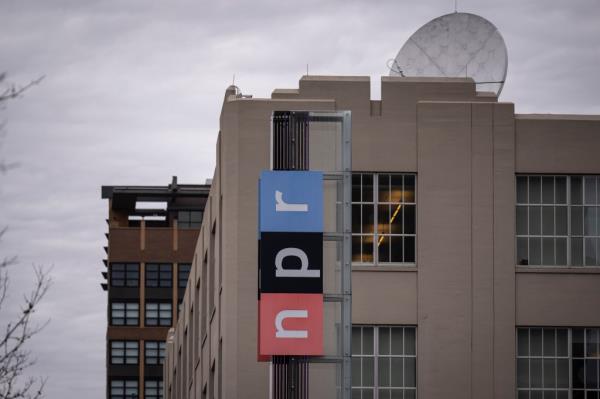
[145,341,166,365]
[178,210,203,229]
[352,325,417,399]
[352,173,417,266]
[144,379,163,399]
[110,379,138,399]
[516,175,600,267]
[110,340,139,365]
[110,302,139,326]
[110,263,139,287]
[145,263,173,288]
[178,263,191,289]
[145,302,172,327]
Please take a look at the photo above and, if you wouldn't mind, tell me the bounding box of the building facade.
[101,178,210,399]
[163,76,600,399]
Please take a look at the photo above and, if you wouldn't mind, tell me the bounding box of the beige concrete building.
[164,75,600,399]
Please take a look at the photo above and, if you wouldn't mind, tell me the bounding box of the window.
[517,327,600,398]
[352,326,417,399]
[110,263,139,287]
[110,341,138,365]
[178,264,191,289]
[178,211,203,229]
[146,263,172,288]
[145,302,172,326]
[111,302,139,326]
[145,341,166,365]
[517,175,600,266]
[110,380,138,399]
[352,173,416,265]
[145,379,163,399]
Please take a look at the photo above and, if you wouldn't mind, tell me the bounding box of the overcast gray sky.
[0,0,599,398]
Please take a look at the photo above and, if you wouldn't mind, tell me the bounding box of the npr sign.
[258,171,324,356]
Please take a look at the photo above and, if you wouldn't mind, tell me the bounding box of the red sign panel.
[259,293,323,356]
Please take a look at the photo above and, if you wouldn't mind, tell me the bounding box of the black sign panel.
[259,232,323,293]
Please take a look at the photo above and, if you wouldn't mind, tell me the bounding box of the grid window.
[178,211,203,229]
[144,379,163,399]
[110,263,139,287]
[352,326,417,399]
[145,302,172,326]
[352,173,416,265]
[111,302,139,326]
[110,380,138,399]
[110,341,138,365]
[178,264,191,289]
[146,263,172,288]
[517,327,600,399]
[145,341,166,365]
[516,175,600,266]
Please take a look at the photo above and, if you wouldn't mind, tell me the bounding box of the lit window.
[145,380,163,399]
[110,380,138,399]
[352,326,417,398]
[111,302,139,326]
[145,302,172,326]
[110,341,138,365]
[516,175,600,266]
[352,173,416,265]
[178,211,203,229]
[146,263,172,288]
[145,341,166,365]
[110,263,139,287]
[517,327,600,398]
[178,264,191,289]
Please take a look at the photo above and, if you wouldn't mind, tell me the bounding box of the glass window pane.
[544,358,556,388]
[530,238,541,265]
[391,328,403,355]
[542,206,554,235]
[530,358,542,388]
[529,177,541,204]
[390,236,403,263]
[586,359,598,389]
[352,327,361,355]
[584,207,598,236]
[352,205,361,233]
[378,205,389,234]
[404,357,416,387]
[390,205,403,234]
[571,237,584,266]
[352,174,361,202]
[542,176,554,204]
[571,207,584,235]
[555,206,567,236]
[542,238,554,265]
[586,329,599,357]
[362,175,373,202]
[378,236,390,263]
[517,358,529,388]
[557,358,569,388]
[517,206,528,235]
[391,357,403,387]
[518,329,529,356]
[555,177,567,204]
[362,357,374,386]
[352,357,361,386]
[585,176,597,204]
[379,174,390,203]
[404,237,415,263]
[517,176,528,203]
[585,237,598,266]
[403,175,415,203]
[390,175,402,203]
[404,205,415,235]
[404,328,416,356]
[556,329,568,357]
[378,389,390,399]
[517,238,529,265]
[529,206,541,235]
[362,236,373,263]
[556,238,567,265]
[572,176,583,204]
[573,359,585,389]
[379,327,390,355]
[363,205,374,234]
[573,329,585,357]
[378,357,390,387]
[352,236,362,263]
[363,328,373,355]
[531,328,543,356]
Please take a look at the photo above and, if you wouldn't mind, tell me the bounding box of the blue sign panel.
[259,171,323,233]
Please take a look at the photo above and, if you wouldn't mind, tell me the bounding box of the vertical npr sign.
[258,171,324,356]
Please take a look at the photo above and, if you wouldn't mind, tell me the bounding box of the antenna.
[454,0,458,13]
[388,12,508,96]
[306,63,309,76]
[232,74,235,85]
